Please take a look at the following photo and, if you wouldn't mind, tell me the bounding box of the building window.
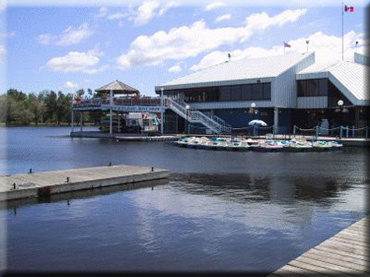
[252,84,263,99]
[219,86,231,101]
[262,83,271,100]
[297,79,328,97]
[230,85,241,100]
[241,85,252,100]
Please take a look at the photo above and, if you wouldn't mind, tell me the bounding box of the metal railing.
[73,96,233,134]
[293,125,369,139]
[164,97,231,134]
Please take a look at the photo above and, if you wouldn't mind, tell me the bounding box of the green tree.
[27,93,45,125]
[44,90,58,124]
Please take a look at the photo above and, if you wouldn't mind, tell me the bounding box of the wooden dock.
[70,131,178,141]
[0,165,169,201]
[115,135,178,141]
[268,216,369,277]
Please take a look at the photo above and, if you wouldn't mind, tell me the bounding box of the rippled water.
[1,127,369,274]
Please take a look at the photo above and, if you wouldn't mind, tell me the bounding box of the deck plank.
[269,216,369,276]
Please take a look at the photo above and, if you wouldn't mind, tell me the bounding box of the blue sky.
[0,0,367,96]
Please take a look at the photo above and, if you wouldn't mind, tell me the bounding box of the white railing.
[165,97,231,134]
[73,96,232,134]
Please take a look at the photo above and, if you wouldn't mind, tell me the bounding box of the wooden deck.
[268,216,369,277]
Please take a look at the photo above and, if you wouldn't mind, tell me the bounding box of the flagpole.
[342,2,344,61]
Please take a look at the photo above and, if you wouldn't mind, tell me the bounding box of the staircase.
[165,97,231,134]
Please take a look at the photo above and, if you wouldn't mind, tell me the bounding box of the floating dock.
[70,131,178,141]
[0,165,169,201]
[268,216,369,276]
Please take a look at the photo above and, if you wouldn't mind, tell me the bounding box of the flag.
[284,42,291,48]
[344,5,354,12]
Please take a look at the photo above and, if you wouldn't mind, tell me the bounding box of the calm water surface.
[1,127,369,273]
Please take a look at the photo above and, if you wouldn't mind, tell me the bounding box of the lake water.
[1,127,369,274]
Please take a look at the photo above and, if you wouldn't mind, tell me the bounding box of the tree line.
[0,88,102,126]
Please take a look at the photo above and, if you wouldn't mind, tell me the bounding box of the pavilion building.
[155,51,369,134]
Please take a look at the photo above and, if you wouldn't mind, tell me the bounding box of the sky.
[0,0,368,96]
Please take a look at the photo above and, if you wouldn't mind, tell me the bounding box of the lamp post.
[250,102,256,115]
[336,99,345,136]
[306,40,309,53]
[250,102,257,136]
[185,104,190,134]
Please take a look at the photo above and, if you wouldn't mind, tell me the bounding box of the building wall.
[214,108,274,128]
[297,96,328,108]
[273,52,315,108]
[189,100,272,110]
[354,52,370,66]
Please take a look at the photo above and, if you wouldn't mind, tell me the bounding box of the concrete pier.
[0,165,169,201]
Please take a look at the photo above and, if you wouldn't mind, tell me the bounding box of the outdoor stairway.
[165,97,232,134]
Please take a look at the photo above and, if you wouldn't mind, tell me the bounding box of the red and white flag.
[344,5,354,12]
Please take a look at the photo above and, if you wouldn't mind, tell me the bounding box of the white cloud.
[168,63,182,73]
[96,6,108,18]
[95,2,179,25]
[0,0,5,13]
[133,1,160,26]
[205,2,226,11]
[45,49,104,74]
[190,30,365,71]
[129,1,180,26]
[0,31,16,38]
[158,1,181,16]
[0,44,6,64]
[0,44,5,56]
[117,9,306,69]
[63,81,78,88]
[37,34,52,45]
[215,14,231,23]
[107,12,128,20]
[37,23,93,46]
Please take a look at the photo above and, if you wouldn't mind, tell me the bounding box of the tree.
[44,90,58,124]
[7,88,27,102]
[27,93,45,126]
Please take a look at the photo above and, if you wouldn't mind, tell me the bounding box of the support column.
[355,106,360,127]
[109,89,113,135]
[273,107,279,134]
[160,88,164,134]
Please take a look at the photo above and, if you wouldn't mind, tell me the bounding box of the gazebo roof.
[95,80,140,94]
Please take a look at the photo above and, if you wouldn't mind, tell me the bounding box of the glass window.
[297,80,305,97]
[231,86,241,100]
[318,79,328,96]
[241,85,252,100]
[219,86,231,101]
[252,84,263,100]
[262,83,271,100]
[298,79,328,97]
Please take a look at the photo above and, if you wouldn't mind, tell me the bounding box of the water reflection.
[170,173,361,206]
[3,127,369,273]
[4,178,169,211]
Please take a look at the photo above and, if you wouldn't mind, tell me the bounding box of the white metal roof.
[297,61,369,105]
[157,52,314,90]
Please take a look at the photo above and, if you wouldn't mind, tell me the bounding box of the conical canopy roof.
[95,80,140,95]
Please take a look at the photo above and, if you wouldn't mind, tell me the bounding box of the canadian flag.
[344,5,354,12]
